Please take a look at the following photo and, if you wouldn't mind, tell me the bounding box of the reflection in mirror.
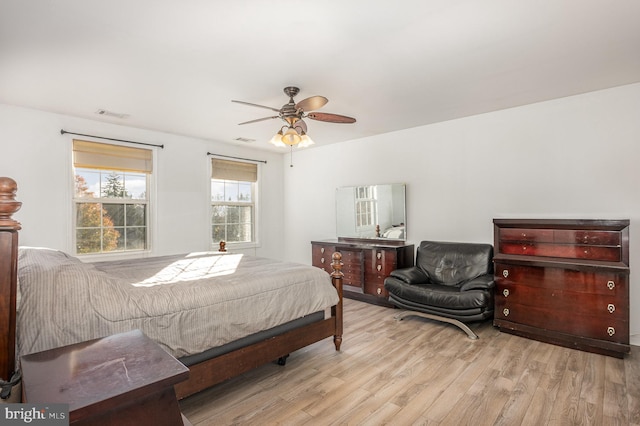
[336,184,406,240]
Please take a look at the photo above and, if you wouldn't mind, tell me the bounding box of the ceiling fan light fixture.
[297,131,315,148]
[281,127,302,145]
[269,129,286,147]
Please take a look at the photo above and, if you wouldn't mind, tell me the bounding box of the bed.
[0,177,343,400]
[381,225,405,239]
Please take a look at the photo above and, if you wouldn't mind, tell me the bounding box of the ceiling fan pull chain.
[290,145,294,167]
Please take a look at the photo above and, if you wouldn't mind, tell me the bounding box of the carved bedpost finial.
[330,252,343,278]
[0,177,21,230]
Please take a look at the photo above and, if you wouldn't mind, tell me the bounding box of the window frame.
[355,185,378,232]
[209,157,260,250]
[71,140,156,259]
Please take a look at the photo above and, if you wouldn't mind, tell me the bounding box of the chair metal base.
[394,310,479,340]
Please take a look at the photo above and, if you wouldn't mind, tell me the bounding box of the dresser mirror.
[336,183,406,240]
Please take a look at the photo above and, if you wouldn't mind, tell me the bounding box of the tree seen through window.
[211,179,254,244]
[75,170,147,254]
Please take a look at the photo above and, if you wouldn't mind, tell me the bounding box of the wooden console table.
[21,330,191,425]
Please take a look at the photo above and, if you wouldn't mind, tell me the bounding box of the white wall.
[0,104,286,259]
[283,82,640,345]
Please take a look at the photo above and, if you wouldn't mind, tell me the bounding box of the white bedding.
[16,247,339,359]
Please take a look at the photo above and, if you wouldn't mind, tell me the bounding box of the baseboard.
[631,334,640,347]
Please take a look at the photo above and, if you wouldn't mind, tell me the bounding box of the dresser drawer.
[363,280,388,298]
[499,242,622,262]
[364,271,385,285]
[495,263,627,297]
[342,263,362,286]
[499,228,622,247]
[499,228,554,243]
[495,282,626,319]
[311,245,336,271]
[494,299,629,344]
[553,230,622,246]
[364,249,397,276]
[342,272,362,287]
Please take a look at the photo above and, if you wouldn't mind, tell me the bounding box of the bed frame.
[0,177,344,400]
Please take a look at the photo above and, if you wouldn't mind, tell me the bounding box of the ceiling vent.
[95,109,130,119]
[233,137,256,143]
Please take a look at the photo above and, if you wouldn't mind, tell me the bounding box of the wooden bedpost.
[0,177,21,387]
[330,252,343,351]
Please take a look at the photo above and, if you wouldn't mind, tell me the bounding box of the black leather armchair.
[384,240,494,339]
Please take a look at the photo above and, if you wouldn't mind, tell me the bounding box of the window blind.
[211,158,258,182]
[73,140,153,173]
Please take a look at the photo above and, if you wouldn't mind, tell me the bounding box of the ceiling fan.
[232,86,356,148]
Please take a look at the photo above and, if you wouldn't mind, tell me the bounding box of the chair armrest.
[460,274,495,291]
[388,267,429,284]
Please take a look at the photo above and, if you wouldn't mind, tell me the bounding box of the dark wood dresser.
[492,219,630,358]
[311,238,414,306]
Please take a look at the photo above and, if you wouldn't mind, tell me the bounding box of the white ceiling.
[1,1,639,152]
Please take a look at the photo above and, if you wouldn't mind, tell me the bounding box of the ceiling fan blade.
[232,100,281,113]
[296,96,328,112]
[238,116,279,125]
[306,112,356,124]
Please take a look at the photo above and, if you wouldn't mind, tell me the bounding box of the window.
[72,140,152,255]
[355,185,377,230]
[211,158,258,245]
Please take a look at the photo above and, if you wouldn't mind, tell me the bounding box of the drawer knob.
[503,289,510,297]
[607,280,615,290]
[522,233,527,237]
[502,270,509,278]
[320,257,325,263]
[376,252,382,259]
[607,304,616,314]
[503,308,510,317]
[321,247,325,254]
[377,265,382,272]
[607,327,615,337]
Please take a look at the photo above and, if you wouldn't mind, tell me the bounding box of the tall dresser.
[492,219,630,358]
[311,238,414,306]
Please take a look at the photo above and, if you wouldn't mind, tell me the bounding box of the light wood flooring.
[180,298,640,425]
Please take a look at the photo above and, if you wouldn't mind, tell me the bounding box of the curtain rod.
[60,129,164,149]
[207,152,267,164]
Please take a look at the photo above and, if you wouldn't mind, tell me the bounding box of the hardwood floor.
[180,298,640,425]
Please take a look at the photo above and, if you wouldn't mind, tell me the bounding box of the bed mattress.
[16,248,339,360]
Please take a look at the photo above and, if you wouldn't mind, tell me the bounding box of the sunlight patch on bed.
[131,253,243,287]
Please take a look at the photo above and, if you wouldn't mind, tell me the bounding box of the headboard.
[0,177,21,385]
